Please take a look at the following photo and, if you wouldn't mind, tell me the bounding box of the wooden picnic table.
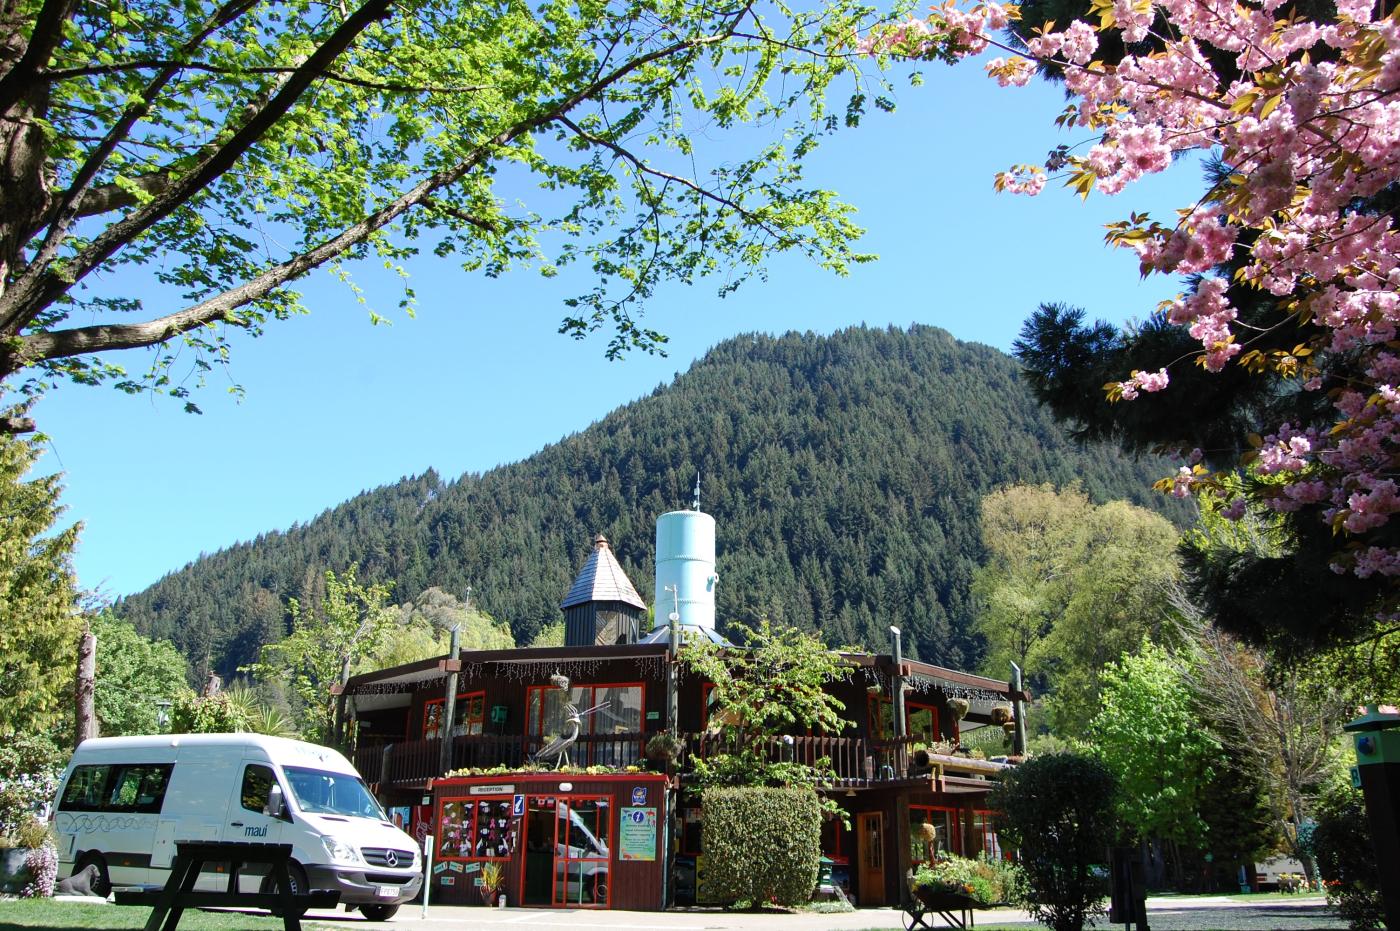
[113,840,339,931]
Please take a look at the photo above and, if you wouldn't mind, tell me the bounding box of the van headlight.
[321,836,363,865]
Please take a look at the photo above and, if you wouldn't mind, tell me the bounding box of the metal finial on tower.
[692,472,701,511]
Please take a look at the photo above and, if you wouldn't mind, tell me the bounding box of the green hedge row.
[699,785,822,906]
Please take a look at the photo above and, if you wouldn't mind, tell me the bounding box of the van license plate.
[376,886,398,898]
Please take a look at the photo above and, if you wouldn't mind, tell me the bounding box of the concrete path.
[298,895,1341,930]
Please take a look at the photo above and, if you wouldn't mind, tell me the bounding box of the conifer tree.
[0,431,82,736]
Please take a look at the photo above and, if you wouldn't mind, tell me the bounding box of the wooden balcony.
[355,732,647,786]
[354,732,924,789]
[683,733,919,786]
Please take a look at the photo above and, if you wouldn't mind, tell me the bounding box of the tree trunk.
[0,5,55,316]
[74,626,96,747]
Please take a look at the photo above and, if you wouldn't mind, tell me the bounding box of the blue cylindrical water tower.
[653,510,718,632]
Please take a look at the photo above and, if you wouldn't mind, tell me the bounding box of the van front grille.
[361,847,414,868]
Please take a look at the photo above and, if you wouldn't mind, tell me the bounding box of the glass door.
[521,795,612,908]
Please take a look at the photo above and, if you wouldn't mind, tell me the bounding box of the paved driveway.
[301,895,1342,930]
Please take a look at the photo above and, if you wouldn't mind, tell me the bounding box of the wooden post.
[437,625,461,777]
[74,623,97,748]
[1009,662,1028,756]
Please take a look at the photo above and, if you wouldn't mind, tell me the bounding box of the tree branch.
[1,0,260,333]
[6,29,736,373]
[40,59,491,95]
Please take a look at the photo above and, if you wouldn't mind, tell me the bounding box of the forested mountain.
[118,325,1187,679]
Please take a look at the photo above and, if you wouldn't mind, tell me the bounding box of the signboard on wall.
[619,807,657,861]
[470,784,515,795]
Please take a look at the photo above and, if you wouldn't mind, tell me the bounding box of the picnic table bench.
[113,840,339,931]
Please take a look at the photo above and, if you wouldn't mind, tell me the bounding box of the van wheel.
[73,854,110,898]
[260,861,308,914]
[360,904,399,921]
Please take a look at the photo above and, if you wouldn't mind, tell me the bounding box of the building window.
[910,805,962,861]
[526,682,644,766]
[868,697,940,742]
[968,810,1005,860]
[436,796,514,861]
[424,691,486,739]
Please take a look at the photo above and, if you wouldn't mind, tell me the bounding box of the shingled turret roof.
[561,534,646,611]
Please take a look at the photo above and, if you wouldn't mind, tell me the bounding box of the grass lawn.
[0,898,332,930]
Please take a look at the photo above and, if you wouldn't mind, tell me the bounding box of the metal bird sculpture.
[532,673,608,769]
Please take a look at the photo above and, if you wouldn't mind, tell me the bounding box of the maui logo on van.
[244,825,269,838]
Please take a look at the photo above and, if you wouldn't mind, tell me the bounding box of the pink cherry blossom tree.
[861,0,1400,636]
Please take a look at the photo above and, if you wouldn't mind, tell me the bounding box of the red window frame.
[435,794,513,862]
[519,794,613,909]
[423,690,486,739]
[867,697,941,741]
[524,682,647,767]
[970,809,1008,860]
[910,804,963,861]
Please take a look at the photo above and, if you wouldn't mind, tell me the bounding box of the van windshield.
[283,766,386,820]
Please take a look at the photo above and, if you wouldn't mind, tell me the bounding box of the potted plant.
[479,861,506,906]
[0,819,55,896]
[645,731,685,768]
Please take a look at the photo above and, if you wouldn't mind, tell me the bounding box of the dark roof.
[560,534,646,611]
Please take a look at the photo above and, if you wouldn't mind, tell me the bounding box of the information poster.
[619,806,657,861]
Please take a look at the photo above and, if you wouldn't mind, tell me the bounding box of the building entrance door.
[521,795,612,908]
[857,811,885,906]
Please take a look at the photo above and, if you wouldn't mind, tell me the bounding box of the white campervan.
[52,734,421,921]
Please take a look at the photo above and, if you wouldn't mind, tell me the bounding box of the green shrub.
[1310,785,1382,931]
[699,786,822,906]
[989,752,1116,931]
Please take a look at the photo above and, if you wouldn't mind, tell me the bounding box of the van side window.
[241,765,277,813]
[60,765,111,811]
[59,763,171,813]
[109,765,173,814]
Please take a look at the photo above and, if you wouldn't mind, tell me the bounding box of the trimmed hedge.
[699,786,822,906]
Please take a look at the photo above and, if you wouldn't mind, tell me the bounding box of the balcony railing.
[683,733,918,785]
[355,732,923,788]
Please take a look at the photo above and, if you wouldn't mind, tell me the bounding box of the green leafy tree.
[972,484,1095,677]
[168,689,253,734]
[682,617,850,748]
[363,587,514,670]
[243,564,395,742]
[681,618,851,816]
[989,753,1117,931]
[0,0,883,430]
[0,431,81,737]
[1310,780,1384,931]
[973,484,1183,735]
[1088,644,1219,855]
[90,610,188,736]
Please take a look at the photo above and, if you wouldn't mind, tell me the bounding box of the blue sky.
[32,53,1204,601]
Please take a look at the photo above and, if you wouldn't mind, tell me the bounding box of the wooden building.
[339,526,1027,910]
